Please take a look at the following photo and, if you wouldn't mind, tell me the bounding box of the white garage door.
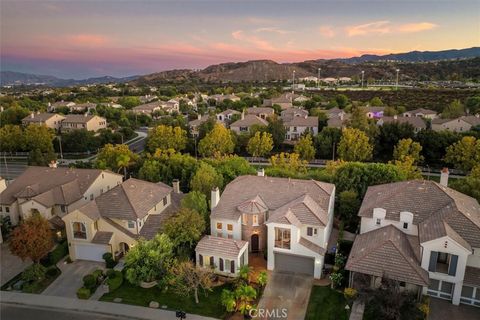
[75,243,109,262]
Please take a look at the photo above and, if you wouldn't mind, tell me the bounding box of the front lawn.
[305,286,349,320]
[100,281,229,319]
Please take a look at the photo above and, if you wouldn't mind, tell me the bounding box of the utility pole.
[58,136,63,159]
[361,70,365,89]
[317,68,321,89]
[395,68,400,90]
[292,70,296,94]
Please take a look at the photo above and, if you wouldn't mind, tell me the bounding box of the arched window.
[73,222,87,239]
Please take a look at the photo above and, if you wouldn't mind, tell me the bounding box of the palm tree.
[256,271,268,288]
[234,284,257,315]
[221,289,236,313]
[238,265,252,283]
[116,153,131,179]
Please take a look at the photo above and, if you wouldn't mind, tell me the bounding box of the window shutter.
[210,256,214,267]
[199,254,203,267]
[448,255,458,276]
[428,251,438,272]
[219,258,224,271]
[230,260,235,273]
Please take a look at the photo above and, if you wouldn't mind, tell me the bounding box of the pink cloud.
[66,34,111,46]
[346,20,391,37]
[318,26,335,38]
[231,30,275,51]
[255,27,292,35]
[397,22,438,33]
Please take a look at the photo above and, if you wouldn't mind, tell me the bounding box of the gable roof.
[86,178,172,220]
[404,108,437,115]
[284,116,318,127]
[63,114,102,124]
[22,113,64,123]
[346,225,429,286]
[267,194,328,226]
[359,180,480,247]
[196,235,248,259]
[0,166,117,205]
[246,107,274,115]
[211,175,334,223]
[230,115,268,128]
[378,116,426,129]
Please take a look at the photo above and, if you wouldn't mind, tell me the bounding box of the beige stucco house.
[61,114,107,132]
[230,114,268,134]
[63,178,183,262]
[0,166,122,226]
[22,113,65,131]
[196,173,335,279]
[346,174,480,307]
[432,116,480,132]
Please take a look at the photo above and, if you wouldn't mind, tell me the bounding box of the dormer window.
[403,222,409,229]
[128,221,135,228]
[376,218,381,226]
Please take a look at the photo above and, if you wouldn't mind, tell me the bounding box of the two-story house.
[22,112,65,131]
[402,108,438,119]
[0,166,122,226]
[230,114,268,134]
[62,178,183,262]
[432,116,480,132]
[217,109,241,126]
[246,107,275,120]
[346,174,480,307]
[282,112,319,141]
[61,114,107,132]
[195,173,336,279]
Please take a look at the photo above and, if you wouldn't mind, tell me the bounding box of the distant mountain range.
[0,71,138,87]
[2,47,479,86]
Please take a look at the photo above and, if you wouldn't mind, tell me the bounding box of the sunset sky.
[1,0,478,79]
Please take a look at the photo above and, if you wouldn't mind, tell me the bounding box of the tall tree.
[0,125,25,152]
[0,105,30,125]
[338,128,373,162]
[442,99,465,119]
[198,123,235,157]
[163,208,206,253]
[393,138,424,164]
[375,122,415,161]
[266,116,286,149]
[181,191,209,222]
[444,136,480,172]
[96,144,138,175]
[146,125,188,153]
[190,162,224,197]
[247,131,273,157]
[24,124,55,153]
[294,134,316,161]
[315,127,342,159]
[9,213,54,263]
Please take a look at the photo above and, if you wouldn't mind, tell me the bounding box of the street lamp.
[395,68,400,90]
[361,70,365,88]
[292,70,296,94]
[317,68,321,89]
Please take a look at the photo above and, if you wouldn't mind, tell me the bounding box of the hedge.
[83,274,96,290]
[106,270,123,292]
[76,287,91,299]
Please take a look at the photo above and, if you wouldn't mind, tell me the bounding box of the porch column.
[452,282,462,305]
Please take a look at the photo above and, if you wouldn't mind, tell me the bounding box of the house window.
[375,218,381,226]
[252,215,258,226]
[5,206,9,213]
[242,213,247,225]
[100,188,104,194]
[428,251,458,276]
[403,222,408,229]
[227,224,233,232]
[293,126,297,132]
[227,234,233,239]
[94,221,98,230]
[139,221,142,227]
[128,220,135,228]
[0,207,3,212]
[307,227,317,236]
[163,197,167,206]
[240,127,248,132]
[90,194,94,200]
[72,222,87,239]
[274,227,291,249]
[216,222,223,230]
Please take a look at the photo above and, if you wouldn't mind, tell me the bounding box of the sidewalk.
[1,291,216,320]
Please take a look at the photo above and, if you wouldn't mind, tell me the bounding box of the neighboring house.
[377,116,427,133]
[69,103,97,113]
[188,115,210,137]
[138,95,158,104]
[196,173,336,279]
[402,108,438,119]
[281,108,309,121]
[98,102,123,109]
[132,101,162,116]
[164,99,180,113]
[346,175,480,306]
[48,101,76,112]
[208,94,241,104]
[63,178,183,262]
[22,112,65,130]
[432,116,480,132]
[246,107,274,120]
[365,107,385,119]
[61,114,107,132]
[327,114,350,129]
[263,94,293,110]
[325,107,346,119]
[0,166,122,226]
[230,114,268,134]
[283,115,318,141]
[217,109,241,125]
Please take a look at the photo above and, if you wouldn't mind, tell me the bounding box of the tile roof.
[22,113,64,123]
[284,116,318,127]
[0,166,116,205]
[346,225,429,286]
[87,178,172,220]
[268,194,328,226]
[212,175,334,223]
[404,108,437,115]
[359,180,480,247]
[195,235,248,259]
[62,114,99,123]
[230,115,268,128]
[218,109,241,116]
[464,266,480,287]
[237,195,268,214]
[91,231,113,245]
[418,218,471,251]
[246,107,274,116]
[299,237,326,255]
[378,116,427,129]
[463,115,480,126]
[281,108,308,119]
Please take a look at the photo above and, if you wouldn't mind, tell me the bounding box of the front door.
[251,234,259,252]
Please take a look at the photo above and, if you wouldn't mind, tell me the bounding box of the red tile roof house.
[195,173,336,279]
[346,171,480,307]
[62,178,183,261]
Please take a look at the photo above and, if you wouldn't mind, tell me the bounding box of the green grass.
[305,286,349,320]
[100,281,229,319]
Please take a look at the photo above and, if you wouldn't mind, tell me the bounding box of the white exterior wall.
[267,222,324,279]
[467,248,480,268]
[196,245,248,277]
[360,217,419,236]
[18,199,53,220]
[432,119,472,132]
[210,217,242,240]
[420,237,472,305]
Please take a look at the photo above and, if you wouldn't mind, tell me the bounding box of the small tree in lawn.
[170,260,214,304]
[9,213,54,263]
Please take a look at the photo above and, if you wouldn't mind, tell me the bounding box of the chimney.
[211,187,220,210]
[197,114,201,120]
[84,112,88,117]
[48,160,58,168]
[393,115,398,120]
[440,168,449,187]
[339,113,344,121]
[30,112,35,119]
[241,110,245,120]
[257,168,265,177]
[172,179,180,194]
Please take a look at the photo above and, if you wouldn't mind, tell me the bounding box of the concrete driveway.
[42,261,104,298]
[1,242,31,286]
[257,272,313,320]
[429,298,480,320]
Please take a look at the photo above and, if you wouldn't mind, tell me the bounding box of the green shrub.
[46,266,59,278]
[76,287,91,299]
[83,274,96,290]
[49,241,69,265]
[22,282,40,293]
[102,252,113,261]
[102,252,116,268]
[106,269,115,278]
[92,269,104,281]
[22,264,47,282]
[106,271,123,292]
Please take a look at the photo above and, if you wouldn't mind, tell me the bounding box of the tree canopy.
[198,123,235,157]
[338,128,373,162]
[146,125,188,153]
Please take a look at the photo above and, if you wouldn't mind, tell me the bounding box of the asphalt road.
[0,304,137,320]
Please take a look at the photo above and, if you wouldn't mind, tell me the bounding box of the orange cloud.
[318,26,335,38]
[255,27,292,35]
[67,34,111,46]
[346,20,391,36]
[231,30,275,51]
[398,22,438,33]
